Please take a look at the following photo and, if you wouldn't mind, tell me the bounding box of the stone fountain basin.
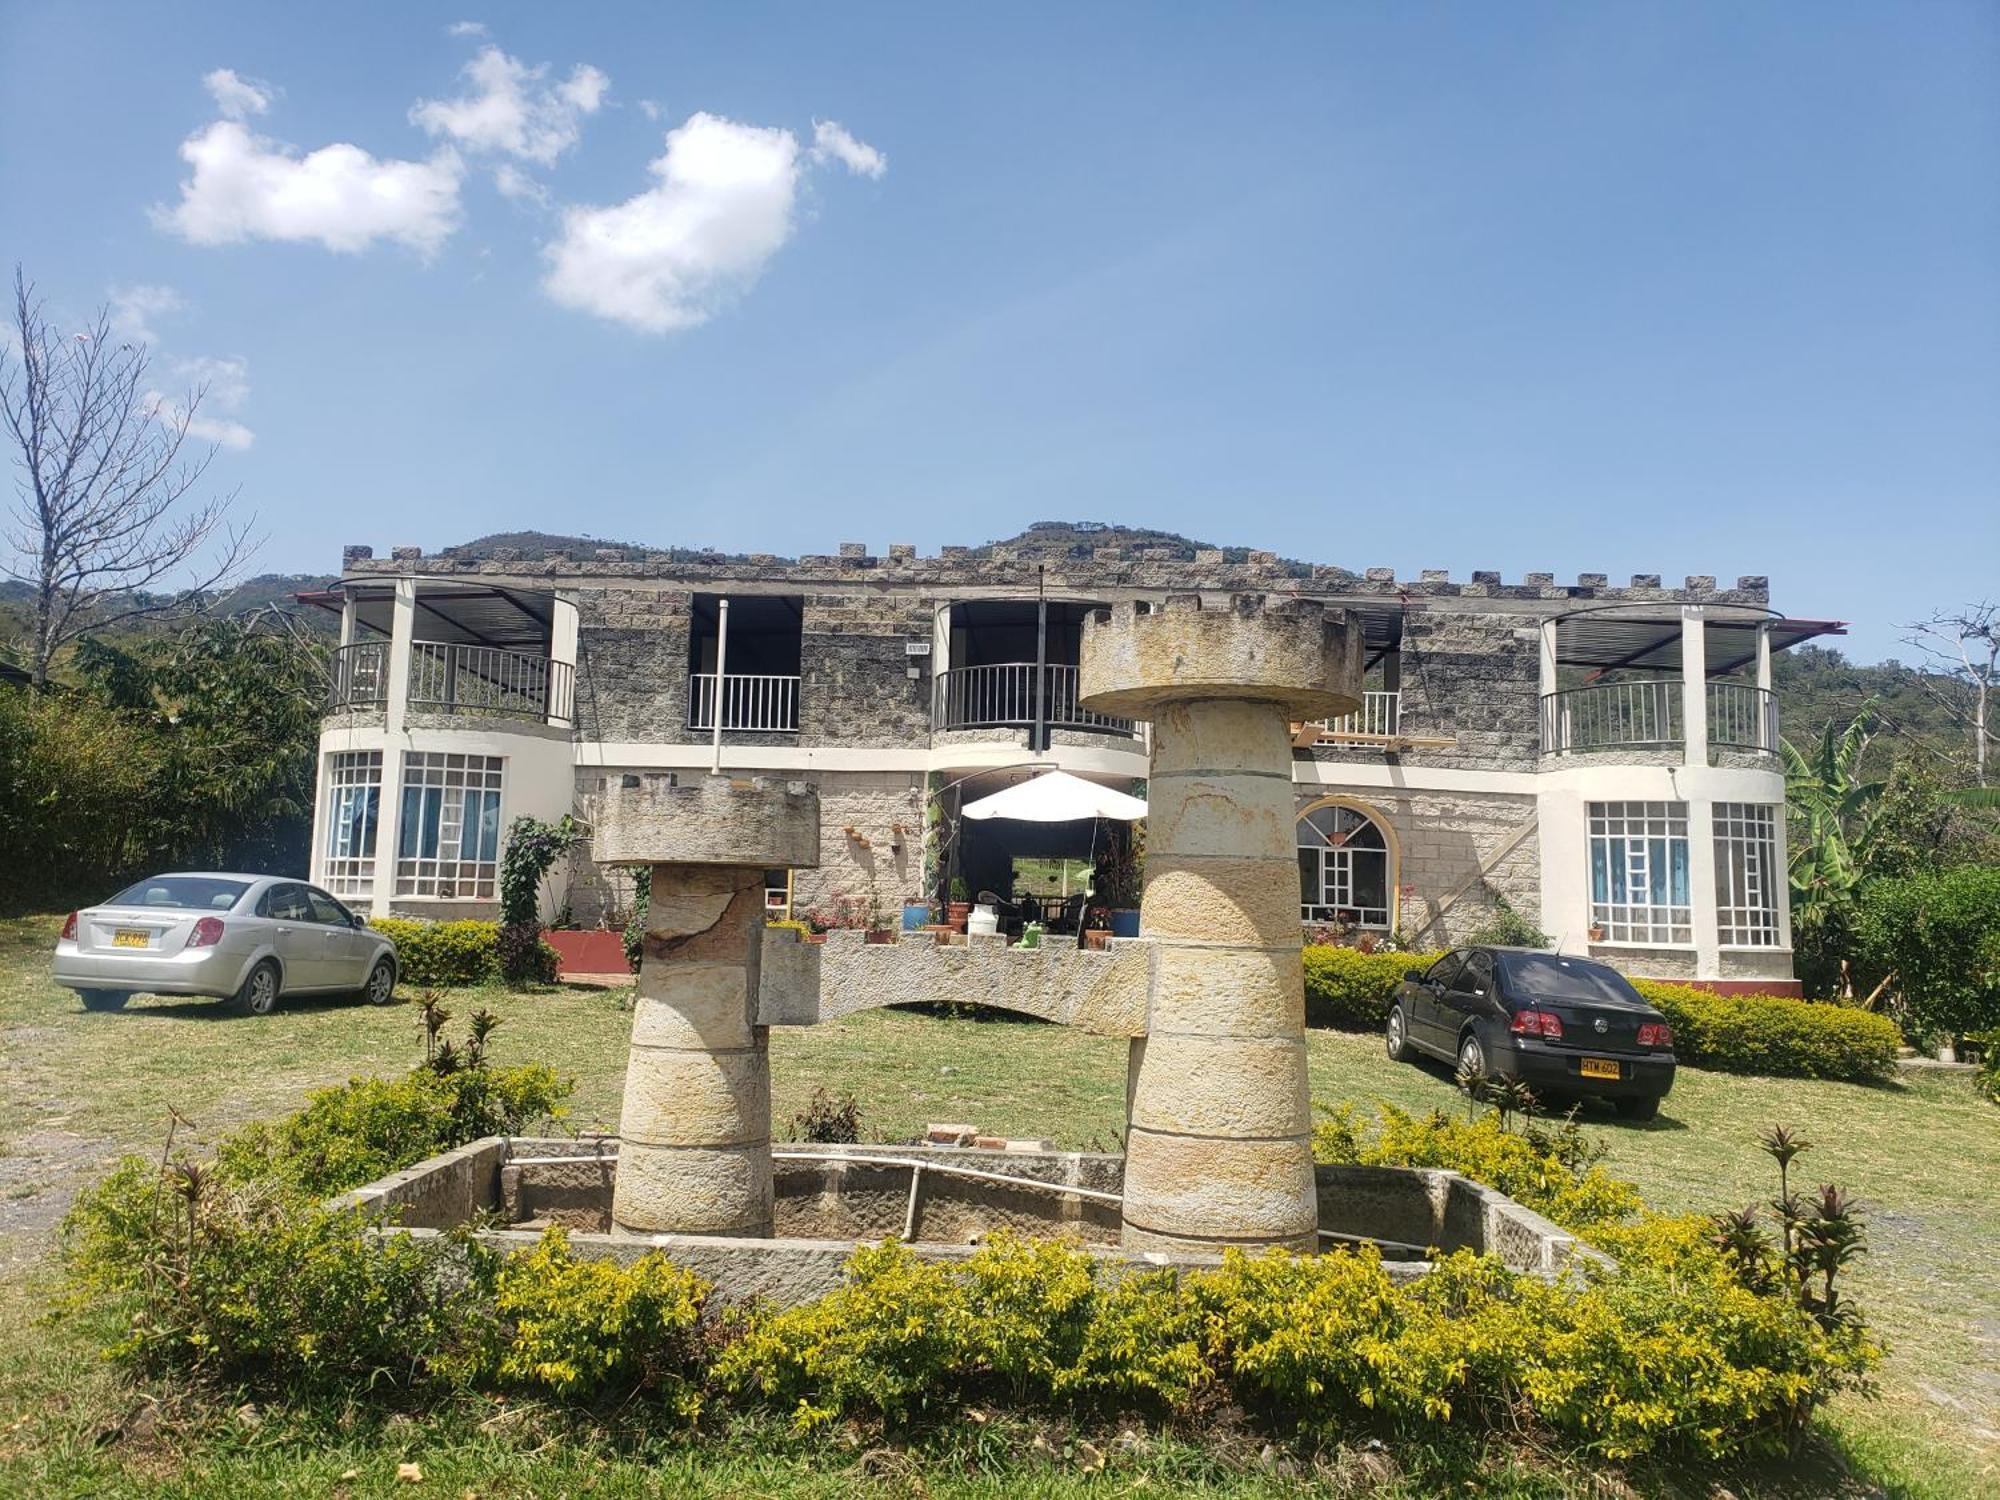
[335,1138,1604,1307]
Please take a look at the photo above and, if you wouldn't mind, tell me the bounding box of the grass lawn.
[1,910,1996,1496]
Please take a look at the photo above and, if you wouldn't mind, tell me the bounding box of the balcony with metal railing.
[932,662,1134,736]
[1300,690,1402,743]
[687,673,801,732]
[326,640,574,728]
[1539,679,1777,756]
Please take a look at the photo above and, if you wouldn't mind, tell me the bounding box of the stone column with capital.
[591,774,819,1238]
[1079,594,1363,1254]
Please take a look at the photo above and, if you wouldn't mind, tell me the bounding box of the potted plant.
[946,876,972,933]
[1082,905,1112,951]
[1587,921,1606,943]
[1018,921,1044,950]
[1096,821,1143,937]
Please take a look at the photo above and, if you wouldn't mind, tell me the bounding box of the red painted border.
[546,929,630,976]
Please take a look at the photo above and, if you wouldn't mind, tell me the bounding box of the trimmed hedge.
[368,917,499,987]
[1302,946,1442,1029]
[1302,945,1901,1083]
[1629,981,1900,1083]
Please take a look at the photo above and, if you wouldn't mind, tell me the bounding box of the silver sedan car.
[54,873,399,1017]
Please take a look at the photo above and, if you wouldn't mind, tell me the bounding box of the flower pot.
[864,929,896,945]
[1082,929,1110,951]
[1108,908,1141,938]
[902,903,931,932]
[1587,925,1605,943]
[946,901,971,933]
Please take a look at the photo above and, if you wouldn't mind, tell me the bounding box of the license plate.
[1580,1057,1621,1081]
[112,929,151,949]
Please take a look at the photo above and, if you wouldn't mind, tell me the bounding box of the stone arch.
[1294,794,1400,934]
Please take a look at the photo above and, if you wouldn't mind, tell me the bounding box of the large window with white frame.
[323,751,382,898]
[1714,802,1782,947]
[1587,801,1691,945]
[395,753,503,899]
[1297,803,1392,928]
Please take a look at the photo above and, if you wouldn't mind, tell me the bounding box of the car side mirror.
[352,913,370,930]
[1404,968,1425,983]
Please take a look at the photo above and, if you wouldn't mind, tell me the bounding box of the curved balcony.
[1540,680,1777,756]
[326,641,573,728]
[933,663,1134,737]
[328,641,388,711]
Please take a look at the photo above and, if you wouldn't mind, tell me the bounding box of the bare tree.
[1,267,255,685]
[1903,602,1999,785]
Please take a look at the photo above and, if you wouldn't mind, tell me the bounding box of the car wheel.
[1615,1094,1661,1123]
[1385,1004,1412,1062]
[78,988,129,1012]
[362,957,397,1006]
[1458,1032,1488,1082]
[231,959,281,1018]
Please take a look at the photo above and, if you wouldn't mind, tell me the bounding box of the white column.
[1537,619,1558,753]
[551,594,580,728]
[1687,797,1721,979]
[385,579,416,739]
[1755,622,1774,753]
[1680,607,1708,768]
[372,580,418,918]
[338,592,357,648]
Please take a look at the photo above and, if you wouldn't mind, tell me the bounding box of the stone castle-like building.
[306,523,1841,991]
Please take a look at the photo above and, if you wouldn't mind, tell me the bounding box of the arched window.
[1297,802,1392,928]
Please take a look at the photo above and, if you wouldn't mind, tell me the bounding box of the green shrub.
[1302,945,1443,1029]
[491,1226,710,1409]
[214,1009,573,1196]
[1630,981,1900,1082]
[369,917,499,987]
[218,1062,571,1197]
[64,1164,490,1391]
[624,866,649,973]
[1853,864,2000,1040]
[1314,1102,1645,1232]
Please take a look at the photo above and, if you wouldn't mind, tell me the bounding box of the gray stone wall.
[572,588,691,743]
[1300,785,1541,948]
[797,592,935,749]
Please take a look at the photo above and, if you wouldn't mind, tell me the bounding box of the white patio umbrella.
[959,770,1147,823]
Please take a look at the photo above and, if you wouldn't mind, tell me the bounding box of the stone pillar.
[1079,595,1363,1254]
[591,774,819,1238]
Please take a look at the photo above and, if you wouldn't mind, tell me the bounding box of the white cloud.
[203,67,275,120]
[411,45,609,166]
[447,19,488,37]
[638,99,662,122]
[811,120,887,180]
[157,120,463,255]
[108,284,186,345]
[492,162,549,207]
[541,112,815,333]
[148,354,254,450]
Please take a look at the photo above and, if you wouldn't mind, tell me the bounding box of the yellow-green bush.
[492,1226,709,1409]
[369,917,499,987]
[1314,1102,1645,1232]
[1302,945,1443,1029]
[1630,980,1901,1082]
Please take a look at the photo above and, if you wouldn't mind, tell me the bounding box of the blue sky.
[1,2,1993,663]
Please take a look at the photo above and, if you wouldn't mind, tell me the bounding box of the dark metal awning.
[296,582,556,648]
[1554,609,1845,676]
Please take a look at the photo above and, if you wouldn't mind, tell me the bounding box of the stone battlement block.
[1077,593,1363,720]
[592,774,820,869]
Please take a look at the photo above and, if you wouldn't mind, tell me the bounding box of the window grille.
[1714,802,1781,947]
[323,752,382,898]
[395,753,504,899]
[1587,801,1692,945]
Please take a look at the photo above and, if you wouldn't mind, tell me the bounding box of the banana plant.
[1782,705,1887,984]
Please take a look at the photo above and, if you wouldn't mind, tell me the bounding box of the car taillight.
[1509,1009,1564,1039]
[60,911,78,941]
[1638,1022,1673,1049]
[186,917,225,949]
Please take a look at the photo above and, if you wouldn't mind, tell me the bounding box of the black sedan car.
[1384,947,1676,1120]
